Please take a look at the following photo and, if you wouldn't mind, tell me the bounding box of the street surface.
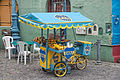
[0,50,120,80]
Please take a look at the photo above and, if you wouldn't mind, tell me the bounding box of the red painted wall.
[113,45,120,63]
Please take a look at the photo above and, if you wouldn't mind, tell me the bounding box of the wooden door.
[0,0,18,26]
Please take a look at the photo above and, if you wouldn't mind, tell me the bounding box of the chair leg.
[17,54,20,64]
[8,49,11,59]
[38,51,40,58]
[33,50,35,59]
[5,49,7,58]
[24,54,26,65]
[30,54,32,63]
[21,55,23,62]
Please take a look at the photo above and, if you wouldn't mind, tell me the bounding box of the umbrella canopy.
[19,12,93,30]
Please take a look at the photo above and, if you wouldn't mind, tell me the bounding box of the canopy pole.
[65,28,67,39]
[60,28,62,44]
[72,27,77,41]
[46,29,49,69]
[65,28,67,45]
[64,0,67,45]
[41,28,43,44]
[54,28,56,39]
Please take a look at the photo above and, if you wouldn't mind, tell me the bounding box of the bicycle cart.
[19,12,93,77]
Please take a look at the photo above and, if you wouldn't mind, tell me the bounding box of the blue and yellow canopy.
[19,12,93,30]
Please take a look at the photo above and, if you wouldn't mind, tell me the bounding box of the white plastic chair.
[2,36,15,59]
[17,41,32,65]
[33,43,40,59]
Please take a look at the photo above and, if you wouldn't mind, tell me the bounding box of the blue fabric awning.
[19,12,93,30]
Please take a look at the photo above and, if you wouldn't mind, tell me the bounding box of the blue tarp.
[19,12,93,30]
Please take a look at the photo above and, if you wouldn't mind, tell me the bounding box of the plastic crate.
[76,41,92,56]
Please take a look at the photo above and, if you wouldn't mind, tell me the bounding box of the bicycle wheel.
[76,57,87,70]
[54,62,67,77]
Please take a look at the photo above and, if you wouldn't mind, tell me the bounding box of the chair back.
[33,43,39,49]
[17,41,29,53]
[2,36,14,48]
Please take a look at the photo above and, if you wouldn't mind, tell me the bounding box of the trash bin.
[76,41,92,56]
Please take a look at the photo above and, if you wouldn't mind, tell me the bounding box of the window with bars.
[48,0,71,12]
[48,0,71,40]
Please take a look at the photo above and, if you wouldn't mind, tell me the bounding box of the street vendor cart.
[19,12,93,77]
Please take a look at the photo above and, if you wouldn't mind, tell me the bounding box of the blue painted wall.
[112,0,120,45]
[112,0,120,15]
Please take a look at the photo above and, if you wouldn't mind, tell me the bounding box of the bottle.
[67,42,70,47]
[70,43,73,47]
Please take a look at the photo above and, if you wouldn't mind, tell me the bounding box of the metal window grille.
[48,0,71,12]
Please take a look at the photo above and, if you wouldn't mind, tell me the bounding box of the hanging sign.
[85,46,90,55]
[55,15,72,21]
[40,49,46,62]
[64,47,75,60]
[76,27,86,34]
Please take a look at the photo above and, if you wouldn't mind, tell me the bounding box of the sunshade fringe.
[19,20,93,30]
